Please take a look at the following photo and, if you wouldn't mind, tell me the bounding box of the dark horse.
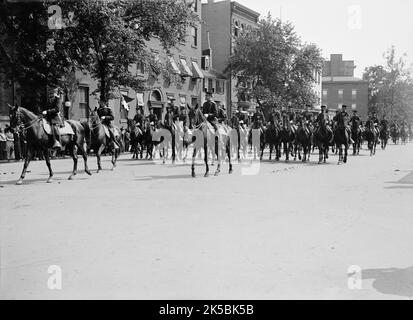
[279,115,296,162]
[313,115,333,164]
[265,119,282,161]
[9,105,91,185]
[295,122,312,162]
[364,120,378,156]
[333,113,350,164]
[350,119,362,155]
[379,123,389,150]
[89,109,121,172]
[189,109,233,178]
[129,122,144,159]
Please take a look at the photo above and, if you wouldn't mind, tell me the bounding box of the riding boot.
[109,129,120,150]
[52,125,62,150]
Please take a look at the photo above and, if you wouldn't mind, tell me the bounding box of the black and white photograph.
[0,0,412,304]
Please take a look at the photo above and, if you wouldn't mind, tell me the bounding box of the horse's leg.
[172,133,176,165]
[43,148,54,183]
[204,136,209,178]
[16,147,34,185]
[344,144,348,163]
[228,141,233,174]
[68,144,78,180]
[96,144,105,173]
[191,147,197,178]
[77,142,91,176]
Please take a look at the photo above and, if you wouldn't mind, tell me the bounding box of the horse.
[129,122,144,159]
[264,120,281,161]
[8,105,92,185]
[379,123,389,150]
[350,120,362,155]
[390,125,400,145]
[89,108,121,172]
[294,121,312,162]
[364,121,378,156]
[279,115,296,162]
[333,113,350,164]
[400,124,408,145]
[248,123,266,161]
[188,109,233,178]
[313,115,333,164]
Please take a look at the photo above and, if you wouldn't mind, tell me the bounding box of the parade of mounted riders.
[7,88,413,185]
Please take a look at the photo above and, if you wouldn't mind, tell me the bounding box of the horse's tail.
[81,121,91,152]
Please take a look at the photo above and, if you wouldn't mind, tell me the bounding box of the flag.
[121,95,134,112]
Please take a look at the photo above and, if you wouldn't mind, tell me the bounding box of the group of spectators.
[0,124,23,161]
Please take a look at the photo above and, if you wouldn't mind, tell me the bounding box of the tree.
[226,14,324,111]
[54,0,198,105]
[363,46,413,121]
[0,1,75,112]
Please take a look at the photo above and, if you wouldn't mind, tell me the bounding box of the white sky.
[227,0,413,77]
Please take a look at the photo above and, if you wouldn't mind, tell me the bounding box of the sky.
[226,0,413,78]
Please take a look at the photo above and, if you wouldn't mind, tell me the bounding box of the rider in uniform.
[349,109,360,125]
[133,107,144,129]
[252,106,266,128]
[202,91,219,131]
[97,102,120,150]
[42,88,63,150]
[147,106,158,126]
[316,105,334,143]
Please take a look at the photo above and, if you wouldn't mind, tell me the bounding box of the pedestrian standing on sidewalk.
[0,127,6,160]
[5,126,15,161]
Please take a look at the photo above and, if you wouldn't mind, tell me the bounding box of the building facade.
[202,0,260,117]
[322,54,369,119]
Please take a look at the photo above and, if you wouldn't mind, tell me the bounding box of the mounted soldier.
[133,106,144,129]
[147,105,158,127]
[252,105,266,129]
[217,104,227,124]
[42,87,64,150]
[202,91,219,131]
[97,101,120,150]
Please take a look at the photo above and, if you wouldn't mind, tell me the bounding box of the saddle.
[102,124,120,139]
[42,119,74,135]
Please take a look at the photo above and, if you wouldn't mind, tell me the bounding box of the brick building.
[322,54,369,119]
[202,0,260,117]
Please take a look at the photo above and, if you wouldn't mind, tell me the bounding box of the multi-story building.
[202,0,260,117]
[322,54,369,119]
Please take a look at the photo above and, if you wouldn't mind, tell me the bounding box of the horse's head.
[89,107,100,124]
[8,104,25,131]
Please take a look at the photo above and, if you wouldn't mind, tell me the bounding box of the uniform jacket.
[202,101,218,118]
[44,96,62,125]
[97,107,114,126]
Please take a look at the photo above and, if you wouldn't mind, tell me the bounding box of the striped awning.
[179,58,193,77]
[169,57,181,75]
[191,61,204,79]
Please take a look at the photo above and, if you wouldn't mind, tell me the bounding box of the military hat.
[321,105,327,109]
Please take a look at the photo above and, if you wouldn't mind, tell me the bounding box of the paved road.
[1,143,412,299]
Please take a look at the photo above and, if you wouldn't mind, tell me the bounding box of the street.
[1,144,412,300]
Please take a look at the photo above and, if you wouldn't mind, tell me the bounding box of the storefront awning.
[191,61,204,79]
[169,57,181,75]
[179,58,193,77]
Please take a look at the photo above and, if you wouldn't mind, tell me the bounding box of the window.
[216,80,224,94]
[338,89,344,100]
[179,95,186,108]
[136,61,145,75]
[191,97,198,107]
[192,0,198,12]
[78,87,89,119]
[191,27,198,47]
[352,89,357,99]
[352,103,357,110]
[208,78,213,93]
[201,56,210,70]
[234,21,239,37]
[322,89,328,98]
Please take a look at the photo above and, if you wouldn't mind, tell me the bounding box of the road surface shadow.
[362,266,413,299]
[0,177,66,186]
[385,171,413,189]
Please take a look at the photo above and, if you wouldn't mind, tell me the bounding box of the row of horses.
[7,105,411,185]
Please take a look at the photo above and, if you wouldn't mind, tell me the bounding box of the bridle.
[11,107,42,133]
